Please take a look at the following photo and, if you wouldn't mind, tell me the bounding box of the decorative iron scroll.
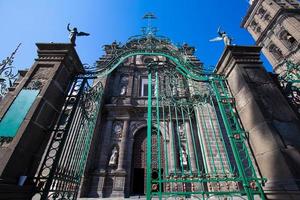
[146,65,266,200]
[278,60,300,114]
[33,77,104,200]
[32,32,266,200]
[0,43,21,99]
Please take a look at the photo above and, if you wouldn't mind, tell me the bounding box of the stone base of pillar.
[263,179,300,200]
[87,170,106,198]
[265,191,300,200]
[104,170,127,198]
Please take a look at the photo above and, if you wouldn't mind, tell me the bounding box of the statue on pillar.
[209,27,233,46]
[109,146,119,166]
[67,23,90,46]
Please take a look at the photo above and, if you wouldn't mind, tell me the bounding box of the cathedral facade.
[0,1,300,200]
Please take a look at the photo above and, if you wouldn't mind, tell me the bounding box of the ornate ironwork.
[33,77,104,200]
[146,64,265,199]
[0,43,21,99]
[278,60,300,114]
[32,17,265,199]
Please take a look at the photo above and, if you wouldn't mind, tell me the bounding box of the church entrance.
[131,127,164,196]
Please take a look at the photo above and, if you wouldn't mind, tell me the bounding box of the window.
[141,77,149,97]
[269,43,283,60]
[279,30,297,49]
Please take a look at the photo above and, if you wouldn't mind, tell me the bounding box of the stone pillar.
[185,121,197,172]
[97,120,113,170]
[110,119,129,197]
[215,45,300,199]
[117,119,129,171]
[124,136,134,197]
[88,120,113,197]
[168,121,176,173]
[126,71,134,96]
[0,43,83,199]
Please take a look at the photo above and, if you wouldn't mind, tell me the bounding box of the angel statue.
[67,23,90,46]
[209,27,233,46]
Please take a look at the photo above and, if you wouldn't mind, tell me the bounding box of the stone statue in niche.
[120,85,127,96]
[178,123,185,139]
[109,146,118,166]
[113,122,123,137]
[119,75,129,96]
[181,145,188,166]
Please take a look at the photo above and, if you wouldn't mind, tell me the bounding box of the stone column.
[126,71,134,96]
[117,119,129,171]
[215,45,300,200]
[88,119,113,198]
[168,121,176,173]
[0,43,84,199]
[98,120,113,170]
[124,136,134,197]
[109,119,129,197]
[185,121,197,172]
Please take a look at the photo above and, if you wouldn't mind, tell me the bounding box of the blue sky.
[0,0,272,72]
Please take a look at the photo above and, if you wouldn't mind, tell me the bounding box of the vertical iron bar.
[155,70,162,199]
[210,78,254,200]
[40,78,86,200]
[146,68,153,200]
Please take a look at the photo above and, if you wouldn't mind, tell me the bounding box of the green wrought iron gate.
[33,77,103,200]
[145,64,266,200]
[31,45,265,199]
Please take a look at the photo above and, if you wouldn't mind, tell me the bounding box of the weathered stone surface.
[216,45,300,199]
[0,43,84,199]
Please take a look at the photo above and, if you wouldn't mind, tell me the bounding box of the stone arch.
[131,121,169,140]
[129,124,166,195]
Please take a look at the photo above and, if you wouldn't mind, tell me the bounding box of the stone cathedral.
[0,1,300,200]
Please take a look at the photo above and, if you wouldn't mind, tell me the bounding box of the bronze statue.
[209,27,233,46]
[67,23,90,46]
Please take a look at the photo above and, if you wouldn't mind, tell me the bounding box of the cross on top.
[142,12,158,36]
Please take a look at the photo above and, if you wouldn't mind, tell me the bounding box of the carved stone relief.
[25,64,54,90]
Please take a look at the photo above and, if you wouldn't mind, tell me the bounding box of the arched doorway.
[130,127,164,196]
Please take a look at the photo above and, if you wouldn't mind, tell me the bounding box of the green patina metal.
[93,51,210,82]
[33,78,104,200]
[145,63,265,199]
[30,32,266,199]
[0,89,39,138]
[278,60,300,114]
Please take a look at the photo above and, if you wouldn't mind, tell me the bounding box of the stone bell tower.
[242,0,300,75]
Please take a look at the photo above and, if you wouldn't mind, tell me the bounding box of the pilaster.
[0,43,83,199]
[215,45,300,199]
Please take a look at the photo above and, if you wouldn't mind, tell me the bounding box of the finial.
[0,43,21,98]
